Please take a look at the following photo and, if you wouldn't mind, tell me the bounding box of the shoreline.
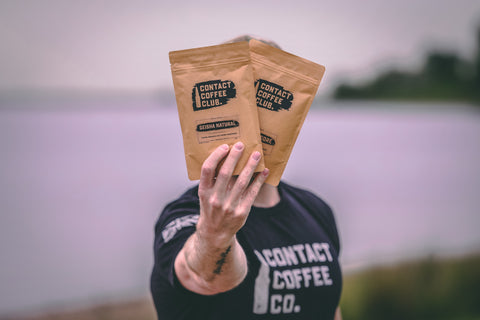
[2,252,479,320]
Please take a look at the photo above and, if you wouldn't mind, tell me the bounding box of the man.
[150,142,343,319]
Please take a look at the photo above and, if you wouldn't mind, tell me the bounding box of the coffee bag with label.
[249,39,325,186]
[169,42,264,180]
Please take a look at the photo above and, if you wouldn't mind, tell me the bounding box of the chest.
[215,204,342,319]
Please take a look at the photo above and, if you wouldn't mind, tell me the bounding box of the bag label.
[196,115,240,144]
[197,120,239,132]
[260,130,277,155]
[192,80,236,111]
[255,79,293,112]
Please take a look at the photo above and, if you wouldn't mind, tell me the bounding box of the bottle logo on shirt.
[255,79,293,111]
[192,80,236,111]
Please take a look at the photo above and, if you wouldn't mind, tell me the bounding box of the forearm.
[174,232,247,295]
[334,307,342,320]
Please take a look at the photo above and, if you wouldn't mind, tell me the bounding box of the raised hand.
[196,142,269,247]
[174,142,269,295]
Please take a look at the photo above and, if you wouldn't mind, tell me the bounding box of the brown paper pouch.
[169,42,264,180]
[249,39,325,186]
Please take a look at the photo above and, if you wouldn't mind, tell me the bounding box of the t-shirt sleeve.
[152,195,200,289]
[284,183,341,256]
[151,188,223,319]
[151,188,216,318]
[317,198,341,256]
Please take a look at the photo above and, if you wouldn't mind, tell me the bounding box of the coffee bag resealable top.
[249,39,325,186]
[169,42,264,180]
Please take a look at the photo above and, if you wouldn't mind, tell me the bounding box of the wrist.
[195,228,236,250]
[195,218,237,249]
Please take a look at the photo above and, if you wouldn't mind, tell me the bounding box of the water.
[0,99,479,315]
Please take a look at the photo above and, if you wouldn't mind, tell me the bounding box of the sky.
[0,0,479,95]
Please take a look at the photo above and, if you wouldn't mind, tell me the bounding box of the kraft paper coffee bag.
[169,42,264,180]
[249,39,325,186]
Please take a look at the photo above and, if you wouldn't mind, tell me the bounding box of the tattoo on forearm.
[213,245,231,275]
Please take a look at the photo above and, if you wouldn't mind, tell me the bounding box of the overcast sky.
[0,0,479,94]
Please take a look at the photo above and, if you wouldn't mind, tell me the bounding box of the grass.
[340,253,480,320]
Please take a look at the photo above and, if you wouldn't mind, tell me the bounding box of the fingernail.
[263,168,269,176]
[234,142,244,150]
[220,144,229,151]
[252,151,261,160]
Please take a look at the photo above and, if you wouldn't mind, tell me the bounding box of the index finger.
[199,144,230,190]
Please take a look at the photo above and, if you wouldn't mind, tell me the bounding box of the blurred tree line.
[334,25,480,105]
[340,254,480,320]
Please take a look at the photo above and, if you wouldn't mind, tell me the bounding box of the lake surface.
[0,99,479,315]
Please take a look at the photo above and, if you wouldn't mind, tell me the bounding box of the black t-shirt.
[150,181,342,320]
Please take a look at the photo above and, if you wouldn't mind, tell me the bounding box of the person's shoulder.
[154,185,200,235]
[279,180,331,210]
[279,180,341,253]
[164,185,200,212]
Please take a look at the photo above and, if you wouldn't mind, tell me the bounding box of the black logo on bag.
[261,133,276,146]
[196,120,239,132]
[192,80,236,111]
[255,79,293,112]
